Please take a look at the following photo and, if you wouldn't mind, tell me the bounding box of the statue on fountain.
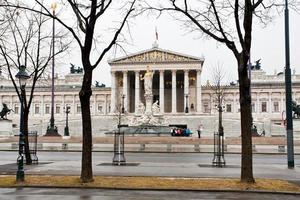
[140,66,154,95]
[128,66,167,127]
[152,100,160,114]
[140,66,154,116]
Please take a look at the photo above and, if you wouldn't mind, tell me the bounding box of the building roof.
[108,47,204,65]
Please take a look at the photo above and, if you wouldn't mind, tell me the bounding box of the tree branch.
[92,0,136,69]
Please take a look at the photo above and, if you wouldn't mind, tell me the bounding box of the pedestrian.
[197,124,203,138]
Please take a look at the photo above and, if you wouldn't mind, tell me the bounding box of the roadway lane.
[0,188,299,200]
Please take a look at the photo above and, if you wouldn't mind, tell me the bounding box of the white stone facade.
[0,46,300,137]
[108,47,204,114]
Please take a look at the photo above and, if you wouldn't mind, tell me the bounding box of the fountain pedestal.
[144,93,153,116]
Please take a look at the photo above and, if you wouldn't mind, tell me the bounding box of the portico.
[108,47,204,115]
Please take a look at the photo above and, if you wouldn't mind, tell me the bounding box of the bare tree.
[0,4,68,164]
[3,0,137,182]
[141,0,300,183]
[210,64,228,140]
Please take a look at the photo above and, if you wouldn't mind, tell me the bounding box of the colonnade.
[110,69,202,114]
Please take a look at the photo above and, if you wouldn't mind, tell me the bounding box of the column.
[256,93,260,113]
[184,70,189,112]
[159,70,165,113]
[269,92,272,113]
[233,93,236,113]
[93,94,97,115]
[41,95,44,116]
[110,71,116,113]
[72,95,75,116]
[104,94,107,114]
[196,70,202,113]
[135,71,140,114]
[281,92,284,112]
[61,95,64,122]
[10,95,13,111]
[0,96,2,108]
[123,71,128,112]
[172,70,177,113]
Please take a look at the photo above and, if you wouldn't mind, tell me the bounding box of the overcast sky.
[60,3,300,87]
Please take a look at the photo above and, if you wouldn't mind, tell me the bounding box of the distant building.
[0,46,300,137]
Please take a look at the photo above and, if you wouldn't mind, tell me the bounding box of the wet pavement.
[0,188,299,200]
[0,152,299,183]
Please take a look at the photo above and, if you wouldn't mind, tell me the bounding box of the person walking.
[197,124,203,138]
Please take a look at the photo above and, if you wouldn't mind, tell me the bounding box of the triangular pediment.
[109,47,203,65]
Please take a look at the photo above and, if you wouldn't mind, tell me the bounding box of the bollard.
[278,145,285,153]
[252,145,256,152]
[167,144,172,152]
[223,144,227,152]
[62,143,68,150]
[11,143,18,150]
[140,144,145,151]
[194,144,200,152]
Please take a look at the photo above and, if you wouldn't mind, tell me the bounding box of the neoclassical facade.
[0,45,300,137]
[108,46,204,115]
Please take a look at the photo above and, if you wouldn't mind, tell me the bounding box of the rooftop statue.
[95,81,105,88]
[70,63,83,74]
[251,59,261,70]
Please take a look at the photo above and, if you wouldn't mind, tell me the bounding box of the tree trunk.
[237,53,255,183]
[23,109,32,165]
[80,66,93,183]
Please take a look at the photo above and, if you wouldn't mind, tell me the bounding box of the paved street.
[0,188,299,200]
[0,152,299,182]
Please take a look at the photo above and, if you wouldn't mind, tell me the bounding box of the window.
[45,104,50,114]
[98,104,103,113]
[251,103,256,113]
[226,104,232,113]
[261,102,267,112]
[35,104,40,114]
[203,103,209,113]
[56,104,60,114]
[273,102,279,112]
[77,104,81,113]
[14,104,19,114]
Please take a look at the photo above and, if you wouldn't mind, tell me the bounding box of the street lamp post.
[185,94,189,113]
[46,3,60,136]
[284,0,294,168]
[121,94,125,114]
[15,65,30,182]
[64,106,70,137]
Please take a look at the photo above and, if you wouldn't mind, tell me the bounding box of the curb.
[0,149,299,155]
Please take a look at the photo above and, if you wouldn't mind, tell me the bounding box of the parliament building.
[0,45,300,137]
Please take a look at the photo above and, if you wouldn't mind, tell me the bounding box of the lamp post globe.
[15,65,30,182]
[15,65,30,87]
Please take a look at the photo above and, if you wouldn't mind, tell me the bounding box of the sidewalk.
[0,136,299,154]
[0,151,299,194]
